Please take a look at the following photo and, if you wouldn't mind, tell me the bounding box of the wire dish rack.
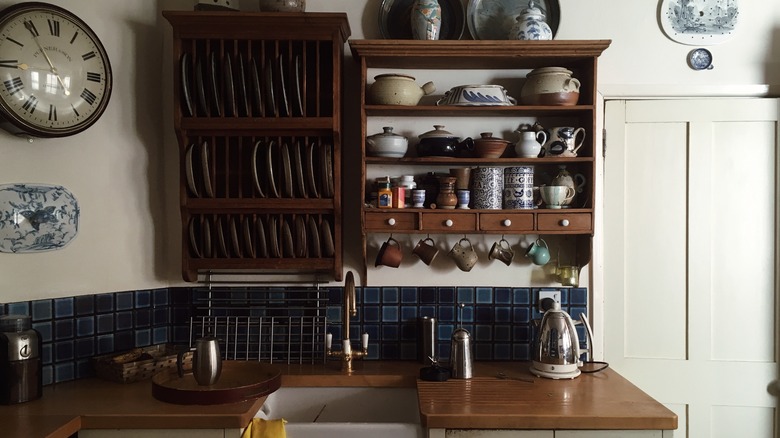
[187,274,330,364]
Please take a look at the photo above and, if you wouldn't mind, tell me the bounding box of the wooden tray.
[93,344,191,384]
[152,360,282,405]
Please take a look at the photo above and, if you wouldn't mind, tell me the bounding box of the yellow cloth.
[242,418,287,438]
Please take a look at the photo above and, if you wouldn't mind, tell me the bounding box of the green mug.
[524,238,550,266]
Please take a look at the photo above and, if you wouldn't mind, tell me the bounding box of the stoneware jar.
[366,126,408,158]
[258,0,305,12]
[508,1,553,40]
[520,67,581,106]
[503,166,534,209]
[411,0,442,40]
[369,74,435,106]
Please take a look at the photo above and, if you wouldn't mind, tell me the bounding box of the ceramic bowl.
[473,132,511,158]
[366,127,408,158]
[436,84,516,106]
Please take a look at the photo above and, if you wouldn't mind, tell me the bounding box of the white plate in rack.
[0,184,79,253]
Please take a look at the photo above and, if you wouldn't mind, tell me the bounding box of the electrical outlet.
[538,290,561,312]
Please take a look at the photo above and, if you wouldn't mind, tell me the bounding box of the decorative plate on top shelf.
[0,184,79,253]
[379,0,466,40]
[467,0,560,40]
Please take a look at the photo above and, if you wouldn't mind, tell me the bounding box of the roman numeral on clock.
[3,77,23,95]
[69,31,78,44]
[48,19,60,37]
[87,72,101,83]
[22,95,38,113]
[82,51,96,61]
[49,104,57,121]
[24,20,39,37]
[81,88,97,105]
[0,59,18,69]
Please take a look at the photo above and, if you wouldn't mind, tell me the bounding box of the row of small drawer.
[365,211,592,233]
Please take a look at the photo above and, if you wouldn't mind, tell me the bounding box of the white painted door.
[603,99,779,438]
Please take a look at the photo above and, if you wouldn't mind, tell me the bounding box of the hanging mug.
[525,238,550,266]
[488,238,514,266]
[449,237,478,272]
[413,237,439,265]
[375,236,403,268]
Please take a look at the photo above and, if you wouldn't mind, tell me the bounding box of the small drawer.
[480,213,534,232]
[365,211,417,231]
[537,213,592,232]
[421,212,477,232]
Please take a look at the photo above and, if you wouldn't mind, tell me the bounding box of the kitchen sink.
[256,386,424,438]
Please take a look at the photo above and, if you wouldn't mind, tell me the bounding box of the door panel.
[603,99,779,438]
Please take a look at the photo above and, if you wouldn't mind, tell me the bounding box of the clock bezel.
[0,1,113,138]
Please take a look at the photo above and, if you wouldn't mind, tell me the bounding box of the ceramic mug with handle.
[540,185,575,209]
[541,127,585,157]
[449,237,478,272]
[375,236,402,268]
[413,237,439,265]
[525,238,550,266]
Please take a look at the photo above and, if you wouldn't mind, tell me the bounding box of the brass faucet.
[326,271,367,372]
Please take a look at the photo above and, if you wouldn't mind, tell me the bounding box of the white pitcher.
[514,129,547,158]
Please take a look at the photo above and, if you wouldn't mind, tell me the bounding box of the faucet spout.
[326,271,367,372]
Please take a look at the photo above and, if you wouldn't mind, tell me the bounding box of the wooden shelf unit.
[165,11,350,282]
[349,39,610,281]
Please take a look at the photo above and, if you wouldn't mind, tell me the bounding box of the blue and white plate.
[0,184,79,253]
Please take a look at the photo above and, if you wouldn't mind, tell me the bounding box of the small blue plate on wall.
[0,184,79,253]
[688,48,714,70]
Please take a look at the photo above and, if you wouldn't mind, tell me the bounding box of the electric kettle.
[530,301,593,379]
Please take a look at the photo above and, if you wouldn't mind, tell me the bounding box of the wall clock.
[0,2,112,138]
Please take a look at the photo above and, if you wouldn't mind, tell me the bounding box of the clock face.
[0,2,112,137]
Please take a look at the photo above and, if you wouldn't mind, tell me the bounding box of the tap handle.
[362,332,369,350]
[326,333,332,349]
[343,341,352,356]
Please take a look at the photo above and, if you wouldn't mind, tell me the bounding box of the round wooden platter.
[152,360,282,405]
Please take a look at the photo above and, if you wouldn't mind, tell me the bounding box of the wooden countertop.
[417,362,678,430]
[0,360,676,437]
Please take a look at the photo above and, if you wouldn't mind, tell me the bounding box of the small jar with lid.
[376,177,393,209]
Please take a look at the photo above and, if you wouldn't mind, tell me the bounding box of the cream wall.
[1,0,778,301]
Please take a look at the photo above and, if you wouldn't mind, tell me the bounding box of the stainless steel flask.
[177,336,222,386]
[418,316,437,365]
[449,327,473,379]
[0,315,42,404]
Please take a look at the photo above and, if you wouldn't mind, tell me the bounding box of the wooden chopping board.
[152,360,281,405]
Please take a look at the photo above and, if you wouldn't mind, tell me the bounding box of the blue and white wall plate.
[0,184,79,253]
[660,0,739,45]
[687,48,714,70]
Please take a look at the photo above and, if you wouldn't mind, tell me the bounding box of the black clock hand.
[24,20,70,96]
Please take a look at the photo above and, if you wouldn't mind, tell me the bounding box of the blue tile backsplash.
[2,286,587,386]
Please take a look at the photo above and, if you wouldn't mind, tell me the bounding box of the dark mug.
[412,237,439,265]
[375,237,402,268]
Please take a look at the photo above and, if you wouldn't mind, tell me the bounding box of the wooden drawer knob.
[387,218,396,226]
